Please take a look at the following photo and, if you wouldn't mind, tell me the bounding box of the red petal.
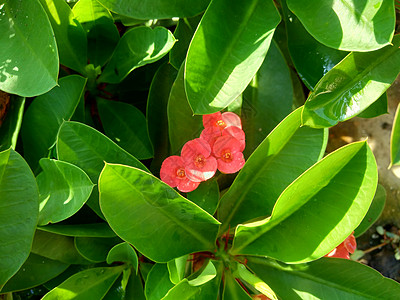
[217,152,245,174]
[325,243,350,259]
[177,178,200,192]
[222,112,242,129]
[203,112,222,128]
[222,126,245,151]
[160,156,185,187]
[200,127,221,148]
[185,156,218,182]
[213,135,242,158]
[181,138,211,164]
[344,233,357,254]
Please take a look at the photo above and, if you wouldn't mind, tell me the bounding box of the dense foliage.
[1,0,400,299]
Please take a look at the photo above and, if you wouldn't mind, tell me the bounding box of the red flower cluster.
[160,111,245,192]
[325,233,357,259]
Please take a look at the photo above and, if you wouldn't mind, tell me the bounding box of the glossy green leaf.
[0,95,24,152]
[96,0,210,19]
[187,179,219,215]
[167,255,188,285]
[99,163,220,262]
[42,266,124,300]
[0,253,69,293]
[231,141,378,263]
[75,237,121,263]
[169,16,202,70]
[37,223,116,238]
[125,271,146,300]
[287,0,395,51]
[22,75,87,171]
[357,93,388,119]
[107,242,138,272]
[218,108,327,234]
[57,121,148,181]
[37,158,94,226]
[56,121,148,217]
[0,0,58,97]
[39,0,87,74]
[99,26,176,83]
[0,149,38,287]
[147,63,178,172]
[97,99,154,159]
[282,2,348,90]
[222,269,252,300]
[247,257,400,299]
[242,40,293,156]
[185,0,281,114]
[145,264,174,300]
[31,230,90,265]
[390,102,400,166]
[355,184,386,237]
[72,0,120,67]
[302,35,400,128]
[102,272,129,300]
[168,64,202,155]
[162,261,221,300]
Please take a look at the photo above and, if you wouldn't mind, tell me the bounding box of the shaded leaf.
[0,95,24,151]
[0,0,58,96]
[107,242,138,272]
[37,223,116,238]
[99,26,176,83]
[390,102,400,166]
[187,178,219,215]
[75,237,121,263]
[145,264,174,300]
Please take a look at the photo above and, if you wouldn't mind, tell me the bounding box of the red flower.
[160,156,200,192]
[203,111,242,131]
[181,138,218,182]
[222,126,245,152]
[213,135,245,174]
[325,233,356,259]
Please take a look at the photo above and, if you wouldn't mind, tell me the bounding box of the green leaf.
[281,1,348,90]
[391,102,400,166]
[167,255,188,285]
[169,16,202,70]
[37,223,116,238]
[99,163,220,262]
[247,257,400,299]
[72,0,120,67]
[357,93,388,119]
[96,0,210,19]
[147,63,178,172]
[242,40,293,156]
[42,266,124,300]
[0,0,58,97]
[125,271,146,300]
[37,158,94,226]
[97,99,154,159]
[302,36,400,128]
[218,108,327,234]
[0,95,24,152]
[355,184,386,237]
[187,179,219,216]
[0,253,69,293]
[99,26,176,83]
[231,141,378,263]
[287,0,395,52]
[168,64,202,155]
[145,264,174,300]
[222,269,252,300]
[162,261,221,300]
[22,75,87,171]
[185,0,281,114]
[75,237,121,263]
[57,121,148,181]
[38,0,87,74]
[31,230,90,265]
[0,149,38,287]
[107,242,138,272]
